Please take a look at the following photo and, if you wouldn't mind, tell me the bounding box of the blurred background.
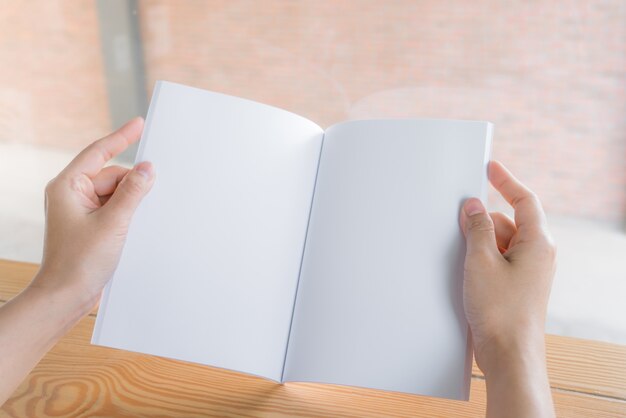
[0,1,624,344]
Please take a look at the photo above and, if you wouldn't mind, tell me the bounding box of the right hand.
[460,161,556,376]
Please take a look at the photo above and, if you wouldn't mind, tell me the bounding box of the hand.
[0,118,156,404]
[460,161,556,417]
[30,117,155,313]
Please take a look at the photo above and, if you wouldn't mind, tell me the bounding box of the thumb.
[103,161,155,221]
[461,198,499,258]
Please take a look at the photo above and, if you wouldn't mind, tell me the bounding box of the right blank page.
[283,119,492,400]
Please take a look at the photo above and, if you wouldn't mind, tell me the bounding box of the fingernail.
[464,198,485,216]
[134,161,154,179]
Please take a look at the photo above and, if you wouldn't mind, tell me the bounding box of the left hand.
[30,117,155,311]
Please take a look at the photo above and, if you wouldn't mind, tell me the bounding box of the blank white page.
[283,119,492,400]
[92,81,323,381]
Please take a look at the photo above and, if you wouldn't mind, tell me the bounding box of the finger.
[490,212,516,253]
[489,160,548,238]
[461,198,499,259]
[63,117,144,178]
[102,161,155,221]
[92,165,130,197]
[98,193,113,207]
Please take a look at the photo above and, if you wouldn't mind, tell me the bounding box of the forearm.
[0,119,152,405]
[0,272,93,404]
[482,334,555,418]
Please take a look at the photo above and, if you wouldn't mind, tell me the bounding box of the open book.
[92,81,493,401]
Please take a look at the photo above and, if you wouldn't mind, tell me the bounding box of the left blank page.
[92,81,324,381]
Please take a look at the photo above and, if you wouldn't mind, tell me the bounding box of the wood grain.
[1,259,625,416]
[0,259,103,316]
[471,335,626,400]
[1,314,625,418]
[0,259,37,301]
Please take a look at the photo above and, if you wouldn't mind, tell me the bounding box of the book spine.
[279,132,326,383]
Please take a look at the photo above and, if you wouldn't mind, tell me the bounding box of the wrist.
[28,269,99,320]
[477,328,547,379]
[479,331,554,418]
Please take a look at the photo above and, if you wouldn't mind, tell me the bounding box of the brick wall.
[0,1,624,223]
[138,0,626,223]
[0,1,110,148]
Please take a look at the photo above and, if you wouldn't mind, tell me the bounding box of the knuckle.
[44,179,57,207]
[465,252,498,272]
[91,141,113,161]
[468,216,494,232]
[122,173,144,195]
[544,237,557,259]
[44,177,58,194]
[533,233,557,261]
[514,191,540,208]
[44,175,67,198]
[68,174,87,194]
[102,208,129,227]
[467,248,494,264]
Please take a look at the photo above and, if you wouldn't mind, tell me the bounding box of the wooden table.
[0,259,624,417]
